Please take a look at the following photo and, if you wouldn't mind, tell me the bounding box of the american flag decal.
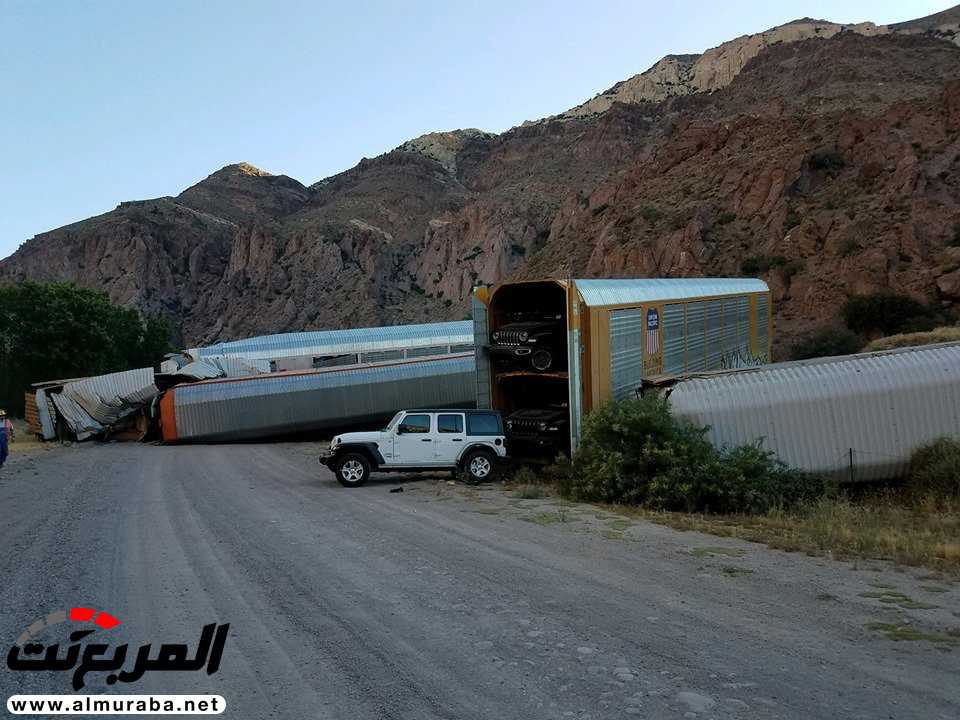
[645,308,660,355]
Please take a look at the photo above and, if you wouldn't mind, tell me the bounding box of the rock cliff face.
[545,5,960,121]
[2,8,960,358]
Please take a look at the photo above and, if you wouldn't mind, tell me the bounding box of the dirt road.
[1,443,958,719]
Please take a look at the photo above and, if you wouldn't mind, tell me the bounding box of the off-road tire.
[461,449,497,484]
[530,349,554,372]
[334,452,371,487]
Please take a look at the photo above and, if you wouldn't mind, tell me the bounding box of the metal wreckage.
[22,278,960,483]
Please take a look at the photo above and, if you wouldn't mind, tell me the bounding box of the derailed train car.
[186,321,473,372]
[663,342,960,482]
[159,321,478,443]
[473,278,772,454]
[160,354,476,443]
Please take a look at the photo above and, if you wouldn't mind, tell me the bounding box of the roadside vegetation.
[565,395,827,513]
[791,291,953,360]
[862,324,960,352]
[0,281,171,416]
[505,396,960,572]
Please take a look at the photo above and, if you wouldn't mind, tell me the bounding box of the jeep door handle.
[421,438,432,442]
[452,438,463,442]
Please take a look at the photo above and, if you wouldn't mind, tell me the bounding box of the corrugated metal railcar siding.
[737,296,751,357]
[757,294,769,356]
[35,389,57,440]
[472,295,492,409]
[24,393,41,437]
[172,355,477,443]
[568,326,584,450]
[722,298,738,364]
[609,308,644,399]
[684,302,706,372]
[60,368,158,426]
[705,299,723,370]
[573,278,770,307]
[662,303,685,375]
[668,344,960,481]
[192,321,473,362]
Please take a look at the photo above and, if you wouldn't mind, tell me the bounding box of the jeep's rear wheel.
[334,452,371,487]
[462,449,496,484]
[530,349,554,372]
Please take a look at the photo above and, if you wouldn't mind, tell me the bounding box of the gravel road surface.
[1,443,958,719]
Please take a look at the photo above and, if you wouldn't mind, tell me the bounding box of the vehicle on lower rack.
[319,409,507,487]
[504,406,570,453]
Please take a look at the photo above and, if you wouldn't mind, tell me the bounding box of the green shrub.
[718,211,737,225]
[640,206,665,223]
[542,454,573,496]
[784,212,803,230]
[740,255,766,276]
[838,237,860,257]
[790,326,863,360]
[0,281,171,416]
[906,438,960,498]
[509,243,527,256]
[568,395,826,514]
[951,220,960,247]
[771,255,804,279]
[740,254,803,279]
[809,148,846,178]
[842,292,937,336]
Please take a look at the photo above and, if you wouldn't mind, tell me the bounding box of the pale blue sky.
[0,1,952,258]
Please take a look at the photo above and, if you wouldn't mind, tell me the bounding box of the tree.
[790,326,863,360]
[842,292,937,337]
[0,281,172,415]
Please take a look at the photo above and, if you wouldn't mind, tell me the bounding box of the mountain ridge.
[2,7,960,357]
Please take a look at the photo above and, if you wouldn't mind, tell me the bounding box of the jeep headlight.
[492,332,500,341]
[506,420,514,429]
[538,422,547,431]
[331,437,341,448]
[519,332,529,342]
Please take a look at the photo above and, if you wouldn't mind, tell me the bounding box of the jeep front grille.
[495,330,523,345]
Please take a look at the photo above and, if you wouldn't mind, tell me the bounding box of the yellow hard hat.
[0,409,6,415]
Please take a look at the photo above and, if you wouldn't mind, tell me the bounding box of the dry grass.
[622,492,960,573]
[10,418,45,452]
[862,324,960,352]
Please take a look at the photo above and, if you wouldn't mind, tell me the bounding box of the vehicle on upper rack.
[319,409,507,487]
[486,312,567,373]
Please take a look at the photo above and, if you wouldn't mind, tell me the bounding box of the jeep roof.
[401,409,499,414]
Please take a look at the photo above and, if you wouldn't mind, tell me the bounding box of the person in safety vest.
[0,409,14,469]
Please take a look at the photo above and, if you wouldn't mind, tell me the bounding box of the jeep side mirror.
[396,426,404,435]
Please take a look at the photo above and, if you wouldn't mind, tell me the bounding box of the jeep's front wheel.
[334,453,371,487]
[462,449,496,484]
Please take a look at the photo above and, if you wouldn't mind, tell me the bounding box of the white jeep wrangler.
[319,409,507,487]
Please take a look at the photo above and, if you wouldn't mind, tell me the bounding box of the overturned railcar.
[186,321,474,372]
[473,278,771,453]
[160,354,476,443]
[664,343,960,482]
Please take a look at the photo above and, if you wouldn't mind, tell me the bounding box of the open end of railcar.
[487,280,572,458]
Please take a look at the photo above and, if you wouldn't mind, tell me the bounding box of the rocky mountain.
[543,5,960,121]
[3,7,960,358]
